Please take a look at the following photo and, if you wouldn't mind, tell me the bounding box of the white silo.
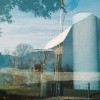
[73,13,99,90]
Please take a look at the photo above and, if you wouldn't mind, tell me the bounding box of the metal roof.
[45,26,72,49]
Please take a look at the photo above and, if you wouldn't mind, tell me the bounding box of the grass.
[0,85,100,98]
[0,85,40,96]
[64,88,100,98]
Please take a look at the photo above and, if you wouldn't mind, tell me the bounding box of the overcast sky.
[0,0,100,53]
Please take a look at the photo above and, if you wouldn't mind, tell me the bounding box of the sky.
[0,0,100,53]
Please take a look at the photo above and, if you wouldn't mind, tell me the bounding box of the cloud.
[0,7,61,52]
[0,0,100,53]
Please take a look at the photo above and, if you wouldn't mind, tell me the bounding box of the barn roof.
[45,26,72,49]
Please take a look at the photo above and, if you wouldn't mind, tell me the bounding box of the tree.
[0,0,80,36]
[0,73,13,85]
[0,0,60,23]
[32,50,56,73]
[13,43,33,69]
[14,43,33,57]
[13,74,24,85]
[11,51,17,67]
[0,0,80,23]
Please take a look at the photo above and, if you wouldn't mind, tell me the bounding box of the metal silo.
[73,13,99,90]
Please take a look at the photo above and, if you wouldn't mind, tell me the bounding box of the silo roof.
[73,13,93,24]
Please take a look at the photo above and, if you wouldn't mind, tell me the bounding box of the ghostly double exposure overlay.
[0,0,100,99]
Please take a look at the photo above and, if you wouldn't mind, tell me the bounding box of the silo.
[73,13,99,90]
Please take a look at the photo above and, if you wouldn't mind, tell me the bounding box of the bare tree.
[11,51,17,67]
[13,43,33,69]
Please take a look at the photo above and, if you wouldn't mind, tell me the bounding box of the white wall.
[73,13,99,90]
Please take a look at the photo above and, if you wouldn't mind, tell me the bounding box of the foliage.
[0,0,60,23]
[0,73,13,85]
[13,75,24,85]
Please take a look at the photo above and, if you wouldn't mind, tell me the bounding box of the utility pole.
[40,50,49,98]
[55,43,62,96]
[55,0,64,96]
